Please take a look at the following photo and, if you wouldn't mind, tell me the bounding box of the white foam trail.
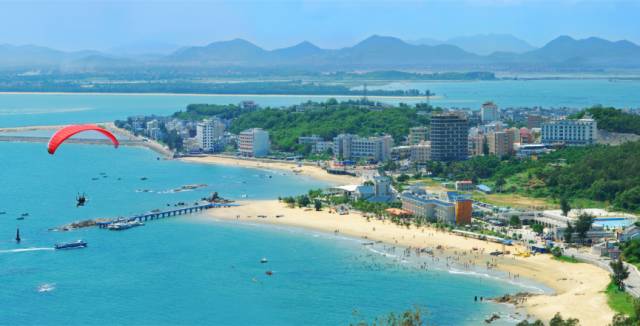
[448,268,547,293]
[366,246,399,259]
[0,247,54,253]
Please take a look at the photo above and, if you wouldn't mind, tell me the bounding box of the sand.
[180,155,360,185]
[207,200,615,325]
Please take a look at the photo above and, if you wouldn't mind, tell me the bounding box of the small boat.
[16,217,25,220]
[260,258,268,263]
[0,211,6,215]
[21,213,29,217]
[15,228,21,243]
[265,270,273,276]
[140,177,148,181]
[54,240,88,250]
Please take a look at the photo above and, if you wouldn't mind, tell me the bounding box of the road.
[565,247,640,297]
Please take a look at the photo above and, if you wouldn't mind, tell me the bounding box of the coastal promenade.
[565,247,640,297]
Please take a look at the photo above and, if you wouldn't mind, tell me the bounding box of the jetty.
[96,202,237,229]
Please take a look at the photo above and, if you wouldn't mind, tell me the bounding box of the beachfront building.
[298,135,333,154]
[541,117,597,146]
[409,142,431,163]
[408,126,428,145]
[481,101,499,123]
[400,190,472,225]
[196,118,226,152]
[430,112,469,162]
[146,119,162,140]
[238,128,270,157]
[333,134,393,162]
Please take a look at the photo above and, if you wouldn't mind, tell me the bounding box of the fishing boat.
[54,240,88,250]
[260,258,268,263]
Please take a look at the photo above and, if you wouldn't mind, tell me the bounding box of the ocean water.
[0,142,538,325]
[1,79,639,128]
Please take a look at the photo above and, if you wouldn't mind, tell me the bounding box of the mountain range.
[1,35,640,72]
[409,34,536,55]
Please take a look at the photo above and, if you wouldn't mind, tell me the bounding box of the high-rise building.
[333,134,393,162]
[527,114,543,129]
[238,128,270,157]
[408,126,428,145]
[541,118,597,146]
[487,131,513,157]
[430,113,469,161]
[481,101,499,123]
[196,118,225,152]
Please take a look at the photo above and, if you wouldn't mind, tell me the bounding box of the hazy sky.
[0,0,639,51]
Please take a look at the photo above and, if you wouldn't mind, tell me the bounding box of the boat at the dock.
[108,220,144,231]
[54,240,88,250]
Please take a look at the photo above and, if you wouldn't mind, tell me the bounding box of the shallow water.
[0,141,534,325]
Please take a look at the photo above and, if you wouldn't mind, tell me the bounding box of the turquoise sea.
[0,142,540,325]
[0,79,639,128]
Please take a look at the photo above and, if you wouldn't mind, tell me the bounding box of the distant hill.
[410,34,536,55]
[521,36,640,66]
[0,35,639,72]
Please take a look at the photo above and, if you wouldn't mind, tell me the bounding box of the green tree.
[297,195,311,208]
[532,223,544,235]
[509,215,521,228]
[314,199,322,211]
[560,197,571,217]
[611,257,631,291]
[575,213,594,244]
[495,177,506,193]
[564,222,574,243]
[548,313,579,326]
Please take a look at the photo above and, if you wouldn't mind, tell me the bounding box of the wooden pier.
[96,202,238,228]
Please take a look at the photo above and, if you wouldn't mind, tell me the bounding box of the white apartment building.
[333,134,393,162]
[481,102,499,123]
[410,142,431,163]
[541,118,597,146]
[239,128,270,157]
[196,118,225,152]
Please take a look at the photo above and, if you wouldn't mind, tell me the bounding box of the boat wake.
[37,283,56,293]
[0,247,54,254]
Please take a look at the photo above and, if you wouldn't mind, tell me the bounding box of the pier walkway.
[96,202,239,228]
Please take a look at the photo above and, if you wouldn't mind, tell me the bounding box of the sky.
[0,0,638,51]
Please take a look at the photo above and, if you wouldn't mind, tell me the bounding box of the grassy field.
[472,192,556,210]
[606,282,637,317]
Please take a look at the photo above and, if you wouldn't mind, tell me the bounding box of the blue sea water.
[0,79,639,127]
[0,142,537,325]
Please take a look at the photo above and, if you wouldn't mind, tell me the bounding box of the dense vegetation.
[573,106,640,135]
[430,141,640,212]
[228,101,433,152]
[173,104,257,120]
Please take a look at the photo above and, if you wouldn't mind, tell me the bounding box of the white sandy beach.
[207,200,615,325]
[180,155,360,185]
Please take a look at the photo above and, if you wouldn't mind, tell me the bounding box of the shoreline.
[204,199,615,325]
[0,123,175,158]
[0,91,434,101]
[179,155,359,185]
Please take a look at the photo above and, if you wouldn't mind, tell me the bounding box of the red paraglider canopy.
[47,124,119,154]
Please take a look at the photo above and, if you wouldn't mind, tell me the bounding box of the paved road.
[565,247,640,297]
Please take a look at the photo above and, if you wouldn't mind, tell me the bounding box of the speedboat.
[54,240,88,250]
